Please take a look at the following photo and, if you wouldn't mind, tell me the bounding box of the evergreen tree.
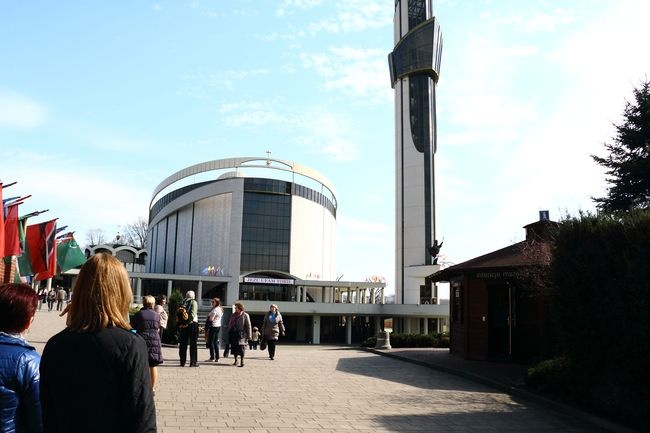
[592,79,650,213]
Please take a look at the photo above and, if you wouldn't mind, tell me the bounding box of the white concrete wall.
[289,195,336,281]
[189,194,232,275]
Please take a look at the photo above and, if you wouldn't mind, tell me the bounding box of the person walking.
[227,302,251,367]
[0,283,43,433]
[205,297,223,362]
[154,294,168,342]
[261,304,285,360]
[132,295,163,392]
[46,288,56,311]
[177,290,199,367]
[56,286,67,311]
[249,326,260,350]
[37,286,47,311]
[40,253,156,433]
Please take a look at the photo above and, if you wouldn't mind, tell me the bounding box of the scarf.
[228,311,241,329]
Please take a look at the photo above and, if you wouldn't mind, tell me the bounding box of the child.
[249,326,261,350]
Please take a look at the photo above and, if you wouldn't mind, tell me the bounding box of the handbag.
[260,338,267,351]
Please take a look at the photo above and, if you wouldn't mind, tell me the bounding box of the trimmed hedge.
[547,211,650,429]
[361,332,450,348]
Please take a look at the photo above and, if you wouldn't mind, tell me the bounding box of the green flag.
[16,217,33,277]
[57,235,86,273]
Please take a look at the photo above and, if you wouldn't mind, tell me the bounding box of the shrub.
[525,356,573,396]
[163,289,184,345]
[361,332,450,348]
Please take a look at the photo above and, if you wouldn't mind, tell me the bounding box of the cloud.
[276,0,392,34]
[336,212,393,285]
[276,0,323,17]
[1,148,150,246]
[218,100,360,161]
[180,68,271,97]
[482,7,575,33]
[304,0,392,34]
[0,92,48,128]
[300,46,392,103]
[219,100,288,128]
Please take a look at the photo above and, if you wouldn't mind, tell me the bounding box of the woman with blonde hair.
[40,253,156,433]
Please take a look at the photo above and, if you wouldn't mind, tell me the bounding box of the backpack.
[176,301,193,328]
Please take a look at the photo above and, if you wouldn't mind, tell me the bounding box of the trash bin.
[375,330,391,350]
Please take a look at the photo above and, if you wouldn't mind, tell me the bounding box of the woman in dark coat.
[132,295,163,391]
[227,302,251,367]
[40,253,156,433]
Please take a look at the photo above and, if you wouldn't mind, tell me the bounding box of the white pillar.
[374,316,382,331]
[197,280,203,303]
[135,278,142,301]
[346,315,352,345]
[167,280,173,298]
[312,316,321,344]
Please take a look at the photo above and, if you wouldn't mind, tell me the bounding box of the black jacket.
[40,327,156,433]
[132,308,163,365]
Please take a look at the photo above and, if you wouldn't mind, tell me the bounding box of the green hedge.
[163,289,184,345]
[361,332,450,348]
[548,211,650,429]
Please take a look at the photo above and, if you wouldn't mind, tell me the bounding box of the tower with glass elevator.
[388,0,443,331]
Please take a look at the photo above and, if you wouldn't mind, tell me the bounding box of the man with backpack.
[177,290,199,367]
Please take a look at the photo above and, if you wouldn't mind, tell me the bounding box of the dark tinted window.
[240,191,291,272]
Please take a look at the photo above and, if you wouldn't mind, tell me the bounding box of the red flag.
[3,203,21,257]
[26,219,57,280]
[0,183,4,256]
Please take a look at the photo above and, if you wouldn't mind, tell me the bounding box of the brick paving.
[28,309,618,433]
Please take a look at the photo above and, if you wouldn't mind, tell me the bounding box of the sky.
[2,0,650,294]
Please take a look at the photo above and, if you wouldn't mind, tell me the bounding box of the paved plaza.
[29,309,613,433]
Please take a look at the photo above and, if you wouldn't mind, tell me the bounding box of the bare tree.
[366,275,386,303]
[123,217,148,249]
[85,228,106,246]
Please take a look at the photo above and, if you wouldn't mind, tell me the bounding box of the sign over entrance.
[244,277,294,285]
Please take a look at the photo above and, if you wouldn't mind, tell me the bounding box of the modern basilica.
[86,0,448,344]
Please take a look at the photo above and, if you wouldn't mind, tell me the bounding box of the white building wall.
[289,196,336,283]
[189,194,232,275]
[174,206,194,274]
[164,212,177,273]
[154,219,167,273]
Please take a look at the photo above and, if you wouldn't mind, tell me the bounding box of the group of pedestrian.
[36,285,69,312]
[0,252,287,432]
[0,253,157,433]
[221,302,286,366]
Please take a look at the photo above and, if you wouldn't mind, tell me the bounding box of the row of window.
[240,191,291,272]
[240,255,289,272]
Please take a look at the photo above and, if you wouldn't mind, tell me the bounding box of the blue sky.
[2,0,649,293]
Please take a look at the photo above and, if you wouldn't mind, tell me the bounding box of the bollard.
[374,330,391,350]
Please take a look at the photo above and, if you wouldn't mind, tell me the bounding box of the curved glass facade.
[388,18,442,86]
[240,191,291,272]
